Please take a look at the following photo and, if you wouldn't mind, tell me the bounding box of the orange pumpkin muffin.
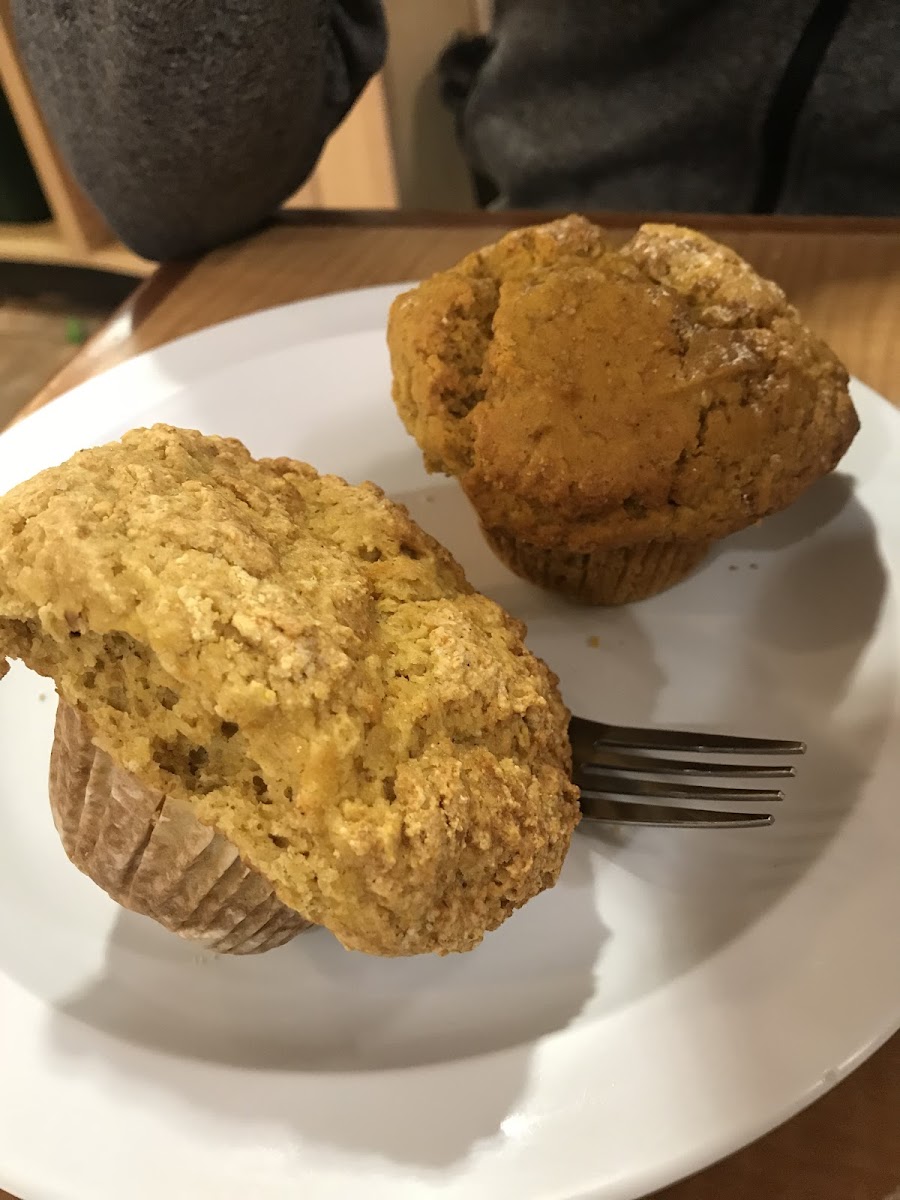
[388,216,858,604]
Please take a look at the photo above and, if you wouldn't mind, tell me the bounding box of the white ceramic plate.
[0,285,898,1200]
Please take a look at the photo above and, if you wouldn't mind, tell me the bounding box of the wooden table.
[5,212,900,1200]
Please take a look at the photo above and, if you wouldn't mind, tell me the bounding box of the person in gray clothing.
[10,0,898,262]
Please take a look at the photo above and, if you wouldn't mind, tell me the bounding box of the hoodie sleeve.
[10,0,386,260]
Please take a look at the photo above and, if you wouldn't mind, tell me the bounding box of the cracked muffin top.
[0,425,579,955]
[388,216,858,551]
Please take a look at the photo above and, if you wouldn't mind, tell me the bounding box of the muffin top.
[388,216,858,550]
[0,426,578,955]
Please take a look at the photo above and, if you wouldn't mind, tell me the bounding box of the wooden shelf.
[0,0,117,260]
[0,220,151,275]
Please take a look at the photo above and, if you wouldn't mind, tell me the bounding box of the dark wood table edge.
[277,207,900,235]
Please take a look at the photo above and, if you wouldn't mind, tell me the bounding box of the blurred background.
[0,1,483,419]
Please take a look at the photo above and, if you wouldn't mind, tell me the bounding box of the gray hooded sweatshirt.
[11,0,898,261]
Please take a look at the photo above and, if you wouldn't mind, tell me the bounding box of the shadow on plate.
[714,471,856,555]
[587,474,891,991]
[47,990,545,1170]
[39,838,605,1169]
[46,831,606,1071]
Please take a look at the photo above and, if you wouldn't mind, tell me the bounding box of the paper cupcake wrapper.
[483,529,711,605]
[49,702,311,954]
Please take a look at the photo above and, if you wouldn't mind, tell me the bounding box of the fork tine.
[578,775,785,803]
[575,748,795,778]
[580,798,773,828]
[570,715,806,756]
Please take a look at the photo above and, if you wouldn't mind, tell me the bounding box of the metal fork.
[570,716,806,829]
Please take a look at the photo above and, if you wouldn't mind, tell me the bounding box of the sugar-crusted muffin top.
[0,425,578,955]
[388,216,858,551]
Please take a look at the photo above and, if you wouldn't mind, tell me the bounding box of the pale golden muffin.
[388,216,859,604]
[0,425,578,956]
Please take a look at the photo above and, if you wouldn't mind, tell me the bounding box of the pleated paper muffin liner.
[49,701,311,955]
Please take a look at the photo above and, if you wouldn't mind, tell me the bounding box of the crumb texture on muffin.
[0,426,578,955]
[388,216,859,552]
